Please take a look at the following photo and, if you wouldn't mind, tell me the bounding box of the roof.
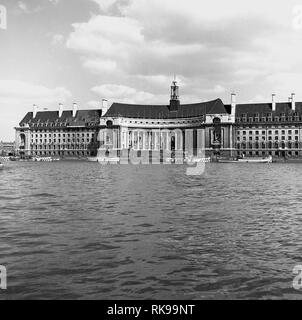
[105,99,227,119]
[235,102,302,116]
[19,110,102,127]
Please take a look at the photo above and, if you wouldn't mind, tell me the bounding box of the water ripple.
[0,162,302,299]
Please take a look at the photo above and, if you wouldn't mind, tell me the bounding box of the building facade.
[15,103,101,158]
[233,93,302,158]
[15,82,302,159]
[98,81,236,160]
[0,141,16,156]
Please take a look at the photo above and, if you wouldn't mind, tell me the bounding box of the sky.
[1,0,302,140]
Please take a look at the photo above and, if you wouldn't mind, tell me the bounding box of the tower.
[169,78,180,111]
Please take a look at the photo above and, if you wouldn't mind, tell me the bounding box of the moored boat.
[185,157,211,164]
[218,156,272,163]
[96,157,120,164]
[0,162,4,170]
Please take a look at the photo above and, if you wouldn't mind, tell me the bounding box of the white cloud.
[91,84,155,104]
[0,80,71,104]
[66,0,302,104]
[0,80,72,140]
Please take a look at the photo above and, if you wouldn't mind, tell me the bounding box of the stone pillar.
[166,131,170,151]
[137,131,141,151]
[131,131,135,149]
[230,125,233,157]
[149,131,152,150]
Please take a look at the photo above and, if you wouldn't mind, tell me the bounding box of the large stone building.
[98,80,235,160]
[231,93,302,158]
[15,81,302,159]
[15,103,102,158]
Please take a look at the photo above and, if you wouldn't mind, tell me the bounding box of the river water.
[0,161,302,299]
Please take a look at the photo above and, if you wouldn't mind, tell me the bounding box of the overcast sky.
[1,0,302,140]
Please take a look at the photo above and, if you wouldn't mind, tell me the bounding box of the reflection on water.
[0,161,302,299]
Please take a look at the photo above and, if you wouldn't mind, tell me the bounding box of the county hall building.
[15,81,302,159]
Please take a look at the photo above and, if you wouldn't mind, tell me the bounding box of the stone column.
[143,131,146,150]
[131,131,135,149]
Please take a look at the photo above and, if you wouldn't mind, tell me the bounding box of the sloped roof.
[235,102,302,116]
[19,110,102,126]
[105,99,227,119]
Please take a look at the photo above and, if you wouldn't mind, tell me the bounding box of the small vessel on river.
[218,155,272,164]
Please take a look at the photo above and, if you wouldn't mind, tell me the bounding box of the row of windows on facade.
[31,151,93,156]
[117,119,204,125]
[236,115,302,123]
[237,142,299,148]
[30,128,97,133]
[31,133,95,138]
[237,136,299,141]
[238,130,300,135]
[240,151,300,157]
[30,145,94,150]
[30,138,96,144]
[21,122,98,128]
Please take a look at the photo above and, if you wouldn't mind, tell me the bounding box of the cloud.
[66,0,302,104]
[0,80,71,104]
[91,84,155,104]
[0,80,72,140]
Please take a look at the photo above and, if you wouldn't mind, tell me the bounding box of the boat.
[185,156,211,164]
[33,157,54,162]
[218,155,273,163]
[96,157,120,164]
[0,162,4,170]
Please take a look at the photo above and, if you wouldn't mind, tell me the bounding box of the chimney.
[73,102,77,118]
[272,94,276,112]
[59,103,63,118]
[291,93,296,111]
[102,99,109,116]
[231,93,236,117]
[33,104,38,119]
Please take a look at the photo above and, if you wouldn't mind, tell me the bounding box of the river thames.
[0,161,302,299]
